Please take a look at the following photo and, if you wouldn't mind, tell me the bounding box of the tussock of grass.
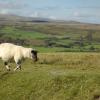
[38,53,100,70]
[0,52,100,100]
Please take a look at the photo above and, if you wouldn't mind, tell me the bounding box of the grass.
[0,25,100,52]
[1,26,49,39]
[0,52,100,100]
[34,47,72,52]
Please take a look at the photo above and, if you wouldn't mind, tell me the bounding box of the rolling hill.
[0,15,100,100]
[0,14,100,52]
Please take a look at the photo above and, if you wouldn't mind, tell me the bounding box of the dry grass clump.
[38,53,100,70]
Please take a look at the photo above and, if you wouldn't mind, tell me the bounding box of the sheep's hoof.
[14,69,16,71]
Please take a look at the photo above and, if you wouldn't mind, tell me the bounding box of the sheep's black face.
[31,50,38,62]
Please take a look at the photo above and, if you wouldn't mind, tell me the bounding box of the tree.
[79,35,84,47]
[86,31,93,44]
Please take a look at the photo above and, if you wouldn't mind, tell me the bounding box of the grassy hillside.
[0,15,99,51]
[0,22,100,52]
[0,53,100,100]
[0,15,100,100]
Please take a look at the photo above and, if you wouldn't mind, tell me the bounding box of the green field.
[0,23,100,52]
[0,53,100,100]
[0,21,100,100]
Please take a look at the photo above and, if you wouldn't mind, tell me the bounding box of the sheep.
[0,43,38,71]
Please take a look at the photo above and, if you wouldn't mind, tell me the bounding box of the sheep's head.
[31,50,38,62]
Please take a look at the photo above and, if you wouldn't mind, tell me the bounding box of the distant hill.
[0,14,96,25]
[0,14,51,23]
[0,14,100,52]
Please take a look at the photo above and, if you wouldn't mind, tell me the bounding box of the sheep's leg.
[14,64,21,71]
[4,62,10,71]
[14,60,21,71]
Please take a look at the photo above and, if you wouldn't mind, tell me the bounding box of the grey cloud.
[73,13,100,18]
[35,6,61,10]
[0,1,27,9]
[35,6,100,11]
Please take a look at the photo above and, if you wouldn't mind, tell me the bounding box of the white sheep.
[0,43,38,71]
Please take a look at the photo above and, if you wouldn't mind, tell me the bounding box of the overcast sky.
[0,0,100,24]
